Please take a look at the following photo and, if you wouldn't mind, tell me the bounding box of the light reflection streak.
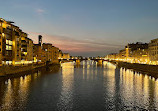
[120,66,158,109]
[104,62,158,110]
[105,62,116,98]
[87,63,90,80]
[1,79,13,111]
[57,62,74,110]
[0,72,40,111]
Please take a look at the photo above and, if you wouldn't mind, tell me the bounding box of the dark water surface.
[0,61,158,111]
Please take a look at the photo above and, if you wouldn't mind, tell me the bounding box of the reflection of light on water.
[57,62,74,110]
[83,61,86,80]
[1,72,40,111]
[83,65,85,80]
[61,62,74,68]
[18,75,32,108]
[82,61,85,66]
[155,79,158,103]
[105,62,116,99]
[92,61,94,65]
[87,64,90,80]
[152,77,155,81]
[103,61,107,68]
[119,66,158,110]
[1,79,13,111]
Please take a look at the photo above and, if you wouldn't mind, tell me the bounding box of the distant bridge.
[59,58,106,64]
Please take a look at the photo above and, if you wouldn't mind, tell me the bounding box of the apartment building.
[149,38,158,63]
[58,50,63,59]
[42,43,53,62]
[33,44,46,63]
[62,53,70,60]
[0,18,64,65]
[0,18,34,65]
[52,46,59,63]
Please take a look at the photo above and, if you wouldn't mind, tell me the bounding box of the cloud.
[35,8,45,15]
[27,32,124,56]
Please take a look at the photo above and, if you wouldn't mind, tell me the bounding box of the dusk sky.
[1,0,158,56]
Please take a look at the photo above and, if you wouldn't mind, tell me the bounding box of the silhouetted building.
[126,42,148,51]
[38,35,42,46]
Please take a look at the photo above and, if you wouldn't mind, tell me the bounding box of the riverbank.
[0,63,60,78]
[109,60,158,78]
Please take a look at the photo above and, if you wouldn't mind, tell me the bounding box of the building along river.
[0,61,158,111]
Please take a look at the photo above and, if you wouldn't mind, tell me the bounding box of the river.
[0,61,158,111]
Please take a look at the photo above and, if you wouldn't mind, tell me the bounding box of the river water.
[0,61,158,111]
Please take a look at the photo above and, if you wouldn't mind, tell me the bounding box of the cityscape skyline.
[1,1,158,110]
[1,0,158,56]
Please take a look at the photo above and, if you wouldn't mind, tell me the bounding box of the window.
[9,46,12,50]
[6,40,9,44]
[6,45,9,50]
[2,33,4,37]
[6,40,13,45]
[6,34,12,39]
[6,45,12,50]
[9,40,12,45]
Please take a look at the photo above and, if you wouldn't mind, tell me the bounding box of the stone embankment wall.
[0,63,59,77]
[109,60,158,78]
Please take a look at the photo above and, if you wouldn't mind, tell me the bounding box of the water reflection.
[0,73,39,111]
[0,61,158,110]
[57,62,74,110]
[0,65,60,111]
[118,66,158,110]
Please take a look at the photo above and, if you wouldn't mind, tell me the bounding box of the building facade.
[33,44,46,63]
[0,18,34,65]
[42,43,53,62]
[131,49,149,64]
[0,18,65,66]
[58,50,63,59]
[106,42,149,64]
[149,38,158,64]
[62,53,70,60]
[52,46,59,63]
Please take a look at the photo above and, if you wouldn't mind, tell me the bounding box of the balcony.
[21,45,27,47]
[5,34,12,40]
[4,28,12,35]
[15,31,20,36]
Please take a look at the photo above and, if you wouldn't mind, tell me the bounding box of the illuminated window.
[9,40,12,45]
[23,52,27,55]
[2,33,5,37]
[6,45,12,50]
[9,46,12,50]
[6,40,9,44]
[6,45,9,50]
